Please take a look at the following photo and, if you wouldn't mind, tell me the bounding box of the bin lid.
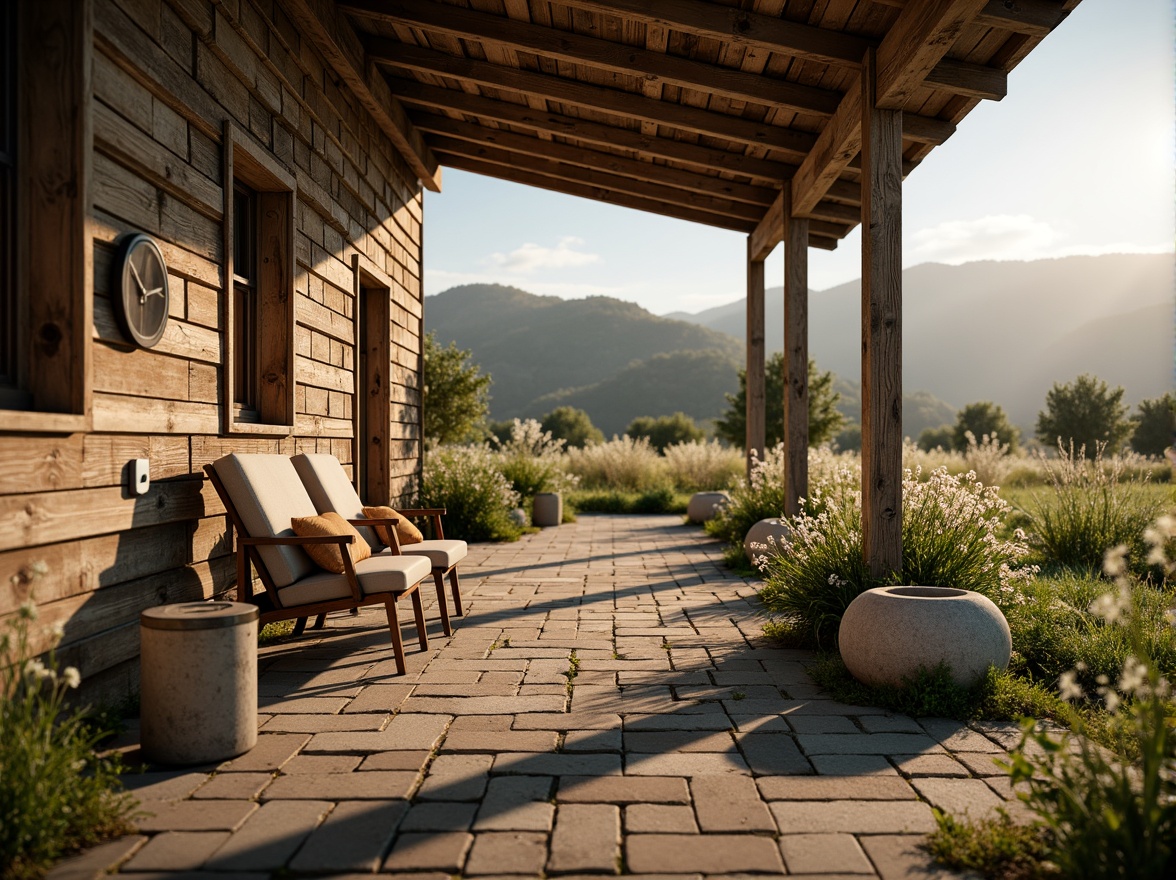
[140,601,260,631]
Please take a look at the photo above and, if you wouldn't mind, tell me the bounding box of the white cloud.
[482,236,599,274]
[907,214,1174,266]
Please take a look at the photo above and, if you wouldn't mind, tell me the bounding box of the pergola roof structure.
[289,0,1076,258]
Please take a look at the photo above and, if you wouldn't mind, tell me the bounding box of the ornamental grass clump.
[2,571,135,880]
[493,418,578,501]
[564,435,668,493]
[661,439,742,493]
[1022,441,1163,574]
[758,465,1034,646]
[704,443,791,550]
[421,444,522,542]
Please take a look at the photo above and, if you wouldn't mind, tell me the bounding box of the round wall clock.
[111,233,170,348]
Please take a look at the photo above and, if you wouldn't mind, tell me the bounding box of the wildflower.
[1102,543,1129,578]
[1089,585,1131,625]
[1057,669,1084,702]
[62,666,81,689]
[24,657,45,678]
[18,599,38,621]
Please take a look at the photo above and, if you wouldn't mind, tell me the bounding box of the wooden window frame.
[353,254,392,505]
[223,122,295,436]
[0,0,92,433]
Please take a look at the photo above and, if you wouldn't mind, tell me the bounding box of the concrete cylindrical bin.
[532,492,562,527]
[140,601,259,765]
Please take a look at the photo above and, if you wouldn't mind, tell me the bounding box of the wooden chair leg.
[448,568,463,616]
[312,613,327,629]
[433,571,452,636]
[384,596,406,676]
[292,617,308,636]
[411,588,429,651]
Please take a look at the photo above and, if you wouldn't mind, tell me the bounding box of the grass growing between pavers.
[925,810,1057,880]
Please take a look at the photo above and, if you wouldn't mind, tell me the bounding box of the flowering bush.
[493,419,578,500]
[1022,440,1164,573]
[421,444,522,542]
[2,569,133,878]
[662,439,742,493]
[759,465,1035,646]
[565,435,668,492]
[705,444,791,552]
[1000,520,1176,879]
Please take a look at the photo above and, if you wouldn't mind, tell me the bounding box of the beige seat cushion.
[362,505,424,547]
[211,453,319,588]
[279,553,432,607]
[290,512,371,573]
[399,539,467,570]
[291,453,381,551]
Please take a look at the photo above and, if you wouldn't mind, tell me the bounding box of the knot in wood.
[37,322,63,355]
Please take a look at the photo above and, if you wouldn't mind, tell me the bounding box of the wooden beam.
[924,58,1006,101]
[435,153,755,232]
[412,113,777,206]
[867,0,1069,37]
[860,49,904,579]
[430,141,764,222]
[807,201,861,225]
[782,188,809,518]
[900,114,955,146]
[551,0,870,68]
[390,78,799,186]
[281,0,440,190]
[345,0,843,117]
[791,0,989,218]
[368,40,818,156]
[746,247,766,474]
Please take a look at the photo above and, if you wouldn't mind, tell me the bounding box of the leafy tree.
[422,331,492,444]
[1035,373,1131,455]
[952,401,1020,452]
[917,424,954,452]
[715,355,844,449]
[1129,393,1175,456]
[541,406,604,448]
[626,412,705,452]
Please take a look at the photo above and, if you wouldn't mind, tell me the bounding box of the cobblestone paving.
[54,514,1023,878]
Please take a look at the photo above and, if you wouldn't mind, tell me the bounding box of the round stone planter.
[838,586,1011,688]
[140,601,259,765]
[508,506,530,528]
[686,491,730,524]
[532,492,562,527]
[744,518,791,566]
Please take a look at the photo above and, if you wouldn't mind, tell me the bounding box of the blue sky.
[423,0,1174,316]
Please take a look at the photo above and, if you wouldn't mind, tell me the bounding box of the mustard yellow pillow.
[362,505,423,548]
[290,512,371,573]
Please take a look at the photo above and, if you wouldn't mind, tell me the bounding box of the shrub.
[705,444,792,549]
[566,488,688,515]
[1001,527,1176,880]
[2,578,135,878]
[626,412,705,453]
[493,419,578,500]
[1021,441,1163,573]
[1035,373,1132,455]
[540,406,604,449]
[420,444,522,542]
[565,435,668,492]
[758,465,1034,646]
[662,439,742,493]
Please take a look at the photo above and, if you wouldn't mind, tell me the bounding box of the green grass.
[567,489,690,515]
[924,811,1058,880]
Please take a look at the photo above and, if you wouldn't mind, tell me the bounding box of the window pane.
[233,281,256,409]
[233,183,255,285]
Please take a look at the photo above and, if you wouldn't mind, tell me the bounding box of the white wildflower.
[17,599,38,621]
[1057,669,1084,702]
[1102,544,1129,578]
[62,666,81,689]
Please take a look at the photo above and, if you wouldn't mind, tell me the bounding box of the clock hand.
[128,258,147,294]
[143,287,164,299]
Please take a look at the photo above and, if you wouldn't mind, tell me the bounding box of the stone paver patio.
[53,514,1026,879]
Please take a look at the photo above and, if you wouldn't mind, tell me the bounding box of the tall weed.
[493,418,578,499]
[565,436,668,492]
[661,439,742,493]
[421,444,522,542]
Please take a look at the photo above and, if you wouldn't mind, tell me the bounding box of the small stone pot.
[533,492,562,527]
[686,491,730,524]
[744,518,791,566]
[838,586,1011,688]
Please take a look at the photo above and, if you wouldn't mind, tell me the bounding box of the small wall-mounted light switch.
[131,458,150,495]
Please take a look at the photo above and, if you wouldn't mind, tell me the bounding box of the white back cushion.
[212,453,319,587]
[291,453,380,551]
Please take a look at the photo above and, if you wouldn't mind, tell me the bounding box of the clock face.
[112,233,170,348]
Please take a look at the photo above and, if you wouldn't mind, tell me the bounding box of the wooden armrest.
[240,534,354,546]
[349,517,399,527]
[396,507,446,517]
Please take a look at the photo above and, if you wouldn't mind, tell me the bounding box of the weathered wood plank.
[93,297,222,365]
[0,435,85,495]
[0,479,207,553]
[783,191,809,518]
[81,434,191,487]
[93,343,193,401]
[860,50,904,578]
[91,393,222,435]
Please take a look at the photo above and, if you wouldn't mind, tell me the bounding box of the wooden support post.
[782,189,809,517]
[860,49,904,578]
[745,241,766,476]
